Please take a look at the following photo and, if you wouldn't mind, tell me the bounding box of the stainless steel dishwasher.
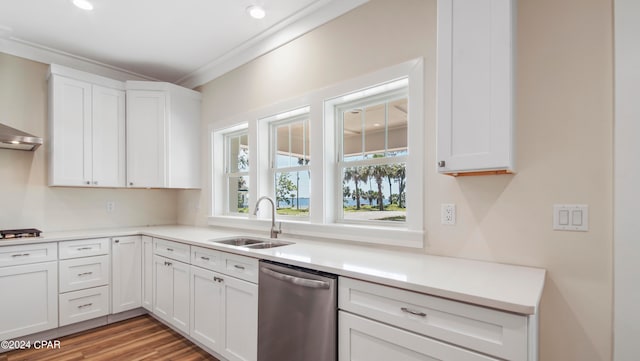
[258,260,337,361]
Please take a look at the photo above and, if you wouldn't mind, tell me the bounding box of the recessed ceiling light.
[72,0,94,11]
[247,5,266,19]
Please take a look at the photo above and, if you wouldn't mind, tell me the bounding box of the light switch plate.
[553,204,588,231]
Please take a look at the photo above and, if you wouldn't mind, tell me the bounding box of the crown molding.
[0,37,156,82]
[0,0,368,88]
[176,0,369,89]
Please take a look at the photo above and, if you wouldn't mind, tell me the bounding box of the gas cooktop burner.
[0,228,43,239]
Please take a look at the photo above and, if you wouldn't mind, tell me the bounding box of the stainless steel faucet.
[253,196,282,239]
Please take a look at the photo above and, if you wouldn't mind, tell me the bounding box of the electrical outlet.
[106,201,115,213]
[441,204,456,225]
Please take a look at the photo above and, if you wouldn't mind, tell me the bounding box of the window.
[334,80,408,224]
[224,130,249,214]
[210,59,424,247]
[269,110,310,218]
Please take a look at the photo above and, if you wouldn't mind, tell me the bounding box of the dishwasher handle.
[260,266,330,289]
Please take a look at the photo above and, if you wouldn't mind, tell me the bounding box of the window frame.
[209,58,424,248]
[268,110,311,220]
[333,85,409,226]
[222,129,250,216]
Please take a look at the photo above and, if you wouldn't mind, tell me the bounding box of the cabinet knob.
[93,181,98,185]
[438,160,446,168]
[129,182,133,186]
[85,181,91,185]
[114,239,120,243]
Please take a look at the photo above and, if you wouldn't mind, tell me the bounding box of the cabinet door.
[171,259,190,334]
[0,262,58,340]
[339,312,499,361]
[153,255,173,321]
[92,85,126,187]
[153,255,189,334]
[126,90,166,188]
[167,91,201,189]
[112,236,142,313]
[142,236,153,311]
[49,75,92,186]
[190,266,224,351]
[223,275,258,361]
[436,0,515,174]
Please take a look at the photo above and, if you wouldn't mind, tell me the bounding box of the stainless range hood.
[0,123,43,151]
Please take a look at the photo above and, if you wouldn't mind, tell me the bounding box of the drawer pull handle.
[77,247,92,251]
[164,261,172,266]
[234,265,246,270]
[166,248,174,252]
[11,253,30,257]
[78,303,93,309]
[213,276,224,283]
[200,256,210,261]
[401,307,427,317]
[77,272,93,276]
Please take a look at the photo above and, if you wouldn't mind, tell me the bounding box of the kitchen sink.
[214,238,264,246]
[245,240,294,249]
[211,237,294,249]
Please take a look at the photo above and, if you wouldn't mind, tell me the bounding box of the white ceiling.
[0,0,367,88]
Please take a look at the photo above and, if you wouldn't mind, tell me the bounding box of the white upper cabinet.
[436,0,515,175]
[126,81,201,189]
[48,65,126,187]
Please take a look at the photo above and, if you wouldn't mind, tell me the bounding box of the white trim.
[0,38,154,82]
[1,0,368,88]
[208,216,424,248]
[177,0,370,88]
[614,0,640,359]
[209,58,424,248]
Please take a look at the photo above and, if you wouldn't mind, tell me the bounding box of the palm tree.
[369,164,388,211]
[344,167,369,210]
[393,164,406,208]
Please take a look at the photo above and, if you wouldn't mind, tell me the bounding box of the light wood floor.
[0,315,220,361]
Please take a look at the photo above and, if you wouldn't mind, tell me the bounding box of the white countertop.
[2,225,546,315]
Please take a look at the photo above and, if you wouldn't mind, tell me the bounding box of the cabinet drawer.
[154,238,190,263]
[59,285,110,326]
[191,246,223,272]
[339,277,528,361]
[0,243,57,267]
[339,311,498,361]
[223,253,258,283]
[59,255,110,292]
[59,238,109,259]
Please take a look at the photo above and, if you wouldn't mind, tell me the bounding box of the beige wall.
[0,53,179,231]
[180,0,614,359]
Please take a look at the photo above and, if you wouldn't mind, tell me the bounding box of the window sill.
[207,216,424,248]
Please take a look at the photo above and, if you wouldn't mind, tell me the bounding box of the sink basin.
[245,240,294,249]
[214,238,264,246]
[211,237,294,249]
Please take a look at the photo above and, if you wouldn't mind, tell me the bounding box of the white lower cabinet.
[59,285,110,326]
[339,312,498,361]
[190,266,224,350]
[0,260,58,340]
[142,236,153,311]
[339,277,531,361]
[153,254,190,334]
[112,236,142,313]
[219,270,258,361]
[59,255,110,293]
[190,263,258,361]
